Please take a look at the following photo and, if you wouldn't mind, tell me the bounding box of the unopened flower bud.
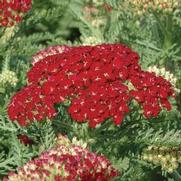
[0,70,18,88]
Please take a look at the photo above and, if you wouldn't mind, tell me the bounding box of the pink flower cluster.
[4,145,118,181]
[32,45,71,65]
[8,44,175,127]
[0,0,32,26]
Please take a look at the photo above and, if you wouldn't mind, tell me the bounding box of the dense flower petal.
[0,0,32,26]
[8,44,175,127]
[4,145,119,181]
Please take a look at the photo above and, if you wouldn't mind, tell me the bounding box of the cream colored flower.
[82,36,103,45]
[0,70,18,87]
[72,137,87,148]
[128,0,180,15]
[141,145,181,173]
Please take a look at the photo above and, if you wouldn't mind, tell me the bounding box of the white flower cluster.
[82,36,103,46]
[55,134,87,148]
[72,137,87,148]
[142,145,181,173]
[0,70,18,87]
[91,18,105,28]
[128,0,180,15]
[147,66,179,93]
[92,0,104,6]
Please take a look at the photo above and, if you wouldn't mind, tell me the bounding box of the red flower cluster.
[0,0,32,26]
[130,71,173,118]
[8,84,57,126]
[4,145,118,181]
[8,44,175,127]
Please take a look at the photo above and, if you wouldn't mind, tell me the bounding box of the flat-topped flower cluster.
[0,0,32,26]
[8,44,175,127]
[4,145,118,181]
[0,70,18,87]
[128,0,180,15]
[147,65,179,93]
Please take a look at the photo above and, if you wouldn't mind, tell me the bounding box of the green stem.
[152,12,166,36]
[132,40,181,61]
[0,26,17,71]
[134,40,161,51]
[2,54,10,71]
[0,26,16,45]
[173,170,181,181]
[163,15,173,67]
[163,15,173,50]
[152,12,173,54]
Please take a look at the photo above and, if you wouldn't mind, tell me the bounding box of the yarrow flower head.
[8,44,175,127]
[55,134,72,147]
[128,0,180,15]
[0,70,18,87]
[81,36,103,46]
[55,134,88,149]
[82,3,108,29]
[0,0,32,26]
[147,65,179,93]
[142,145,181,173]
[4,145,119,181]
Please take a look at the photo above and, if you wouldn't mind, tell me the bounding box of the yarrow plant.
[55,134,88,149]
[81,36,103,46]
[128,0,180,15]
[0,69,18,88]
[0,0,32,26]
[142,145,181,173]
[0,0,181,180]
[8,44,175,127]
[147,65,179,93]
[4,145,118,181]
[82,2,111,29]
